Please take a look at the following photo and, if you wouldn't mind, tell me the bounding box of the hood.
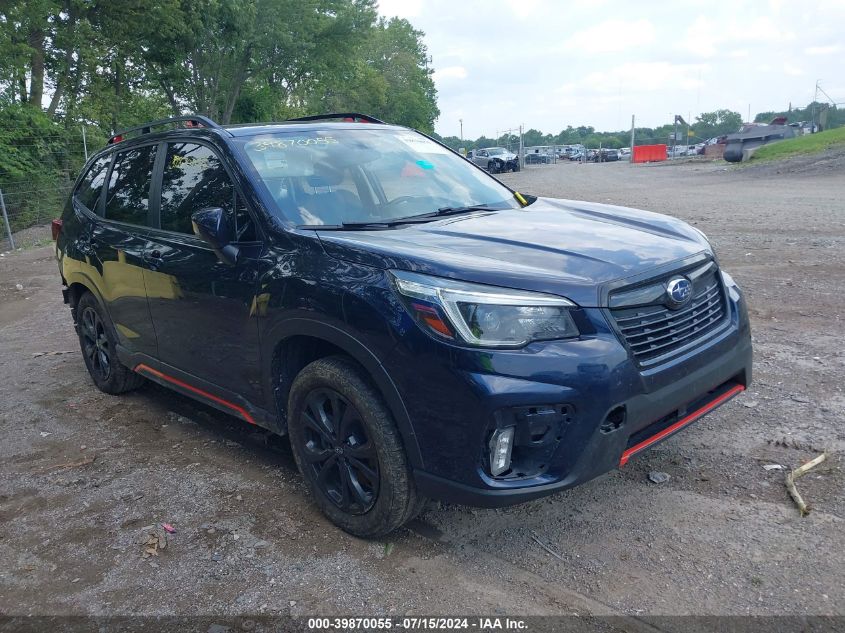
[316,198,710,307]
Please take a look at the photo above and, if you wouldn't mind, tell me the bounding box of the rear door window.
[104,145,157,226]
[74,155,111,213]
[160,143,233,235]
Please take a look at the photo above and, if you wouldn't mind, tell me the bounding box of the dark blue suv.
[54,114,752,537]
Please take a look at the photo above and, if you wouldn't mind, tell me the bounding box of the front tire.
[487,161,499,174]
[287,356,423,537]
[76,292,144,394]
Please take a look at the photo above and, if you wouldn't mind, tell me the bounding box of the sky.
[377,0,845,139]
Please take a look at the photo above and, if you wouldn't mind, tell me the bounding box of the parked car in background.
[54,112,751,537]
[469,147,520,173]
[525,151,551,165]
[600,149,620,162]
[619,147,631,159]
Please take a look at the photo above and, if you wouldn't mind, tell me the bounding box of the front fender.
[260,317,424,469]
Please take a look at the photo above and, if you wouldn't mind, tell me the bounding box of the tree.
[694,109,742,140]
[310,16,438,132]
[1,0,438,129]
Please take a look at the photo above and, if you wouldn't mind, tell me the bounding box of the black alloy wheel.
[287,356,424,537]
[300,388,380,515]
[80,306,112,382]
[74,292,145,394]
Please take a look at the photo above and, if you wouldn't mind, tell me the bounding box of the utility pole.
[672,115,678,158]
[630,115,635,163]
[81,125,88,160]
[459,118,463,143]
[519,124,524,168]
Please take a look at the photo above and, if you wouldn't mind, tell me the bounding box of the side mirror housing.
[191,207,239,265]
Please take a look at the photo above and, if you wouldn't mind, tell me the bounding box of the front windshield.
[238,128,520,226]
[486,147,507,156]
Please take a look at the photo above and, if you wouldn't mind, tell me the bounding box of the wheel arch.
[265,319,424,469]
[64,275,107,323]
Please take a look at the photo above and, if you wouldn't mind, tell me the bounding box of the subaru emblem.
[665,277,692,308]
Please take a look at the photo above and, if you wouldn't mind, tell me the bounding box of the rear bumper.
[411,330,752,508]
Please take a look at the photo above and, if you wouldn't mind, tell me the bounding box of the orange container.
[632,144,667,163]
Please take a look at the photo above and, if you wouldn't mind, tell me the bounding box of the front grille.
[610,263,728,365]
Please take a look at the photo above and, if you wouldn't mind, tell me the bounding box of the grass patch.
[750,126,845,162]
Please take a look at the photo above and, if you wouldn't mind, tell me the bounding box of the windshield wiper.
[301,206,502,231]
[335,207,500,229]
[392,205,503,222]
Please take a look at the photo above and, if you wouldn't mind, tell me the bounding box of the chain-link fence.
[1,136,89,251]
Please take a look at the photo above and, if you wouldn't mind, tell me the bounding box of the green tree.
[694,109,742,139]
[311,16,438,132]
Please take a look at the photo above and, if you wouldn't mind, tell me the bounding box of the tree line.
[0,0,439,234]
[0,0,439,132]
[436,104,842,152]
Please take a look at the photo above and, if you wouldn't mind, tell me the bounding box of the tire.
[76,292,145,395]
[287,356,424,537]
[512,162,520,172]
[487,161,499,174]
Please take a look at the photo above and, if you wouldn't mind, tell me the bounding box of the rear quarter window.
[104,145,157,226]
[74,155,111,213]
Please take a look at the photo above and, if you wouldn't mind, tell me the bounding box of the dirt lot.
[1,157,843,624]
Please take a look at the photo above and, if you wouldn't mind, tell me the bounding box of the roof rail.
[286,112,386,125]
[107,115,226,144]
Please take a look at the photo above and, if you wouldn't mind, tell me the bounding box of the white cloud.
[568,19,656,53]
[377,0,423,19]
[683,16,718,58]
[683,14,795,59]
[584,62,707,94]
[805,44,842,55]
[741,16,795,42]
[506,0,542,18]
[434,66,468,80]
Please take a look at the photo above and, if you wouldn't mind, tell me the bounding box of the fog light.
[489,426,515,476]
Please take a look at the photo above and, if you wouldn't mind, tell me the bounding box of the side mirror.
[191,207,239,265]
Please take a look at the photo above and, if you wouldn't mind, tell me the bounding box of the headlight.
[391,270,579,347]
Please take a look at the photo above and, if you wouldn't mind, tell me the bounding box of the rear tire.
[76,292,145,395]
[287,356,423,537]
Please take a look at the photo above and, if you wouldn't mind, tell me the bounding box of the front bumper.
[385,287,752,508]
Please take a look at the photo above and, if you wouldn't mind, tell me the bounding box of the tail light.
[51,219,63,241]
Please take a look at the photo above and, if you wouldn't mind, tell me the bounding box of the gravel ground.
[1,156,843,622]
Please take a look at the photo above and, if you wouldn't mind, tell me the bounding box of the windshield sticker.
[395,133,451,155]
[247,137,339,151]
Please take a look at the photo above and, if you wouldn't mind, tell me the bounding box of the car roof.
[223,121,408,137]
[102,120,411,153]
